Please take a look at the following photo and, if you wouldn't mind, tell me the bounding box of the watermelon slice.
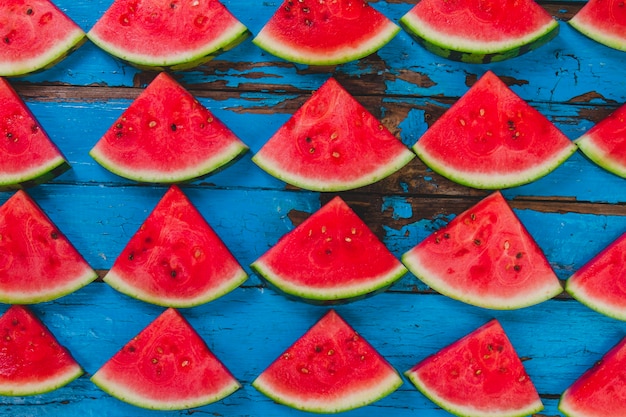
[412,70,577,189]
[252,309,403,413]
[252,0,400,65]
[91,307,240,410]
[251,196,407,304]
[0,305,83,396]
[401,191,563,310]
[89,72,248,183]
[569,0,626,51]
[87,0,249,70]
[559,336,626,417]
[103,185,248,308]
[400,0,559,63]
[0,77,70,190]
[0,0,86,76]
[565,231,626,321]
[575,101,626,178]
[0,190,97,304]
[405,319,543,417]
[252,77,415,191]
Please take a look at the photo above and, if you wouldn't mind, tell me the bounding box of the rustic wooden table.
[2,1,626,416]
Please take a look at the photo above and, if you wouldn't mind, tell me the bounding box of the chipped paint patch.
[382,196,413,220]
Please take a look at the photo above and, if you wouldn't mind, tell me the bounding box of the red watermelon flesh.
[87,0,249,70]
[413,70,576,189]
[252,0,400,65]
[401,191,562,310]
[103,185,247,308]
[0,0,86,76]
[0,190,97,304]
[575,101,626,178]
[252,309,403,413]
[405,319,543,417]
[252,77,415,191]
[400,0,558,63]
[565,231,626,321]
[569,0,626,51]
[559,336,626,417]
[90,308,240,410]
[89,72,248,183]
[0,77,70,190]
[0,305,83,396]
[252,196,406,303]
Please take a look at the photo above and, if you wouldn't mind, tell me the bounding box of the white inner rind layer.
[400,13,558,54]
[252,367,403,413]
[575,133,626,179]
[252,21,400,66]
[569,16,626,52]
[0,156,68,187]
[0,362,83,396]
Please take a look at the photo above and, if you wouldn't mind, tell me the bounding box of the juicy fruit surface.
[566,231,626,321]
[569,0,626,51]
[400,0,558,62]
[0,0,85,76]
[104,185,247,307]
[89,72,248,183]
[413,71,576,189]
[252,77,415,191]
[559,336,626,417]
[252,310,403,413]
[91,308,240,410]
[0,190,97,304]
[0,77,69,189]
[401,192,562,310]
[251,196,407,303]
[575,102,626,178]
[252,0,400,65]
[0,305,83,396]
[87,0,249,69]
[405,320,543,417]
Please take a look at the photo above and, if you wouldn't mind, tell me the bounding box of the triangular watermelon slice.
[565,231,626,321]
[569,0,626,51]
[0,77,70,190]
[405,319,543,417]
[0,190,98,304]
[0,305,83,396]
[252,0,400,65]
[91,308,240,410]
[412,70,577,189]
[89,72,248,183]
[574,101,626,178]
[559,336,626,417]
[401,191,563,310]
[251,196,407,304]
[0,0,86,76]
[103,185,248,308]
[252,77,415,191]
[252,309,403,413]
[87,0,250,70]
[400,0,558,63]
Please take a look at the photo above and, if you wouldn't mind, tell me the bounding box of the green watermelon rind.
[0,363,83,396]
[413,141,577,190]
[575,133,626,179]
[89,140,248,184]
[565,278,626,322]
[87,23,250,71]
[252,365,403,414]
[404,365,544,417]
[569,15,626,52]
[252,21,400,66]
[0,157,70,191]
[91,370,241,411]
[252,149,415,192]
[0,28,86,77]
[401,251,563,310]
[102,268,248,308]
[251,259,407,305]
[399,13,559,64]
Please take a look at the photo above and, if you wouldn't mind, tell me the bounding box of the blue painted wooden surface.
[1,1,626,416]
